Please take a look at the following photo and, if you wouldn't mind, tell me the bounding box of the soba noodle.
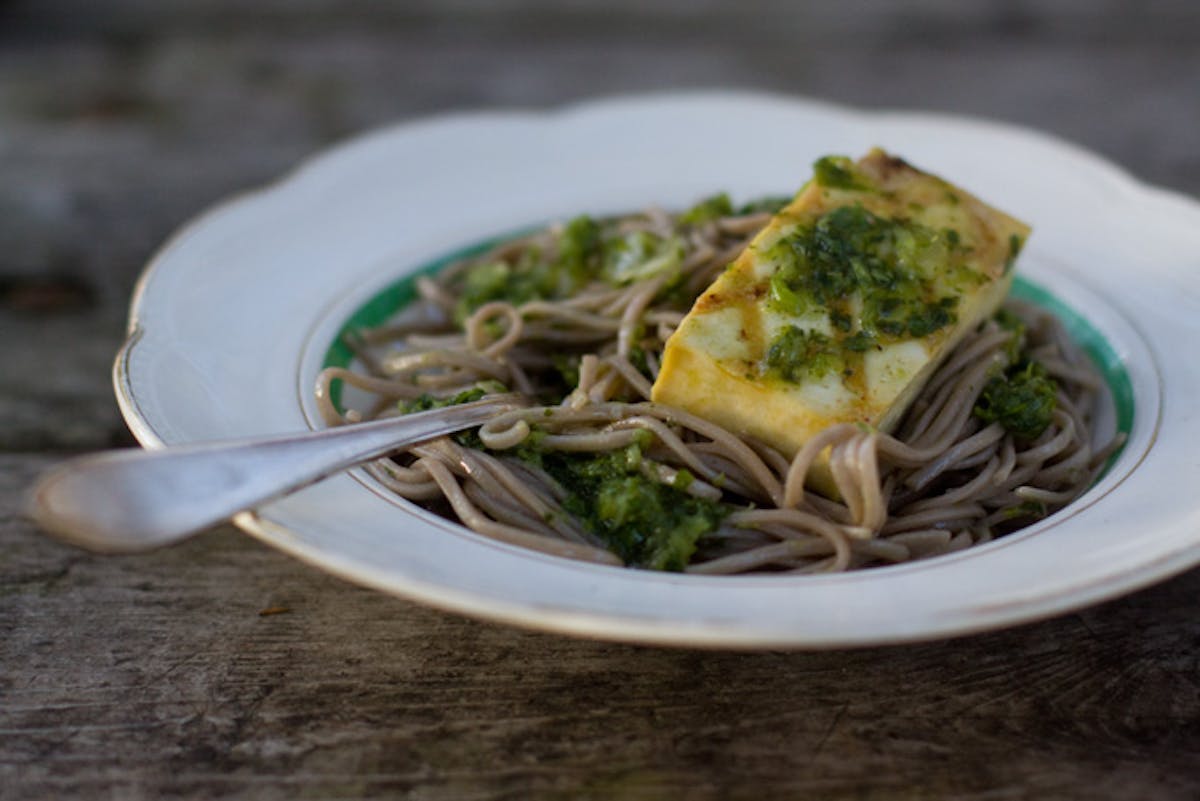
[315,199,1122,574]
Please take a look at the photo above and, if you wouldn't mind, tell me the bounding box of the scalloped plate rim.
[112,90,1200,648]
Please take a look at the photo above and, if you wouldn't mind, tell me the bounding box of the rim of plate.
[112,90,1200,648]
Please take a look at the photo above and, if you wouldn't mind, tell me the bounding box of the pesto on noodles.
[315,194,1120,574]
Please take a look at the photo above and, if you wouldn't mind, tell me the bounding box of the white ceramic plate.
[116,91,1200,648]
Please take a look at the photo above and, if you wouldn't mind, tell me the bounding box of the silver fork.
[27,396,521,553]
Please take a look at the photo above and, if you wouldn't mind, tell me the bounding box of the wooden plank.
[4,454,1200,799]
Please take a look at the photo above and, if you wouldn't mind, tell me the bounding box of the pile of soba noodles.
[315,193,1122,574]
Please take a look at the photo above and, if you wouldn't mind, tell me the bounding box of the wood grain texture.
[5,453,1200,799]
[2,1,1199,798]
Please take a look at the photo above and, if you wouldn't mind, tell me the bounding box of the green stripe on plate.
[1009,276,1135,441]
[322,235,509,409]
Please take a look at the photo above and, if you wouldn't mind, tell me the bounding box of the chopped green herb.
[994,307,1025,333]
[843,330,878,352]
[672,469,695,491]
[400,383,507,447]
[998,500,1048,522]
[993,307,1027,362]
[974,361,1058,439]
[558,215,602,279]
[454,212,694,321]
[737,195,792,215]
[601,230,685,285]
[552,353,581,389]
[455,260,515,321]
[679,192,734,225]
[453,215,603,321]
[765,326,843,384]
[812,155,872,191]
[902,296,957,338]
[628,345,651,378]
[768,272,807,315]
[399,382,506,414]
[765,204,963,365]
[519,441,726,570]
[680,192,792,223]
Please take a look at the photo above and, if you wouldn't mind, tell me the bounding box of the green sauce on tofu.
[812,155,872,191]
[763,204,966,385]
[765,326,843,383]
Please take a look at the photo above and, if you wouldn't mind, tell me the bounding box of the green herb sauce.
[812,155,872,191]
[454,214,688,322]
[454,215,601,322]
[399,383,506,414]
[973,360,1058,439]
[737,195,792,215]
[398,387,727,570]
[679,193,735,224]
[454,192,801,325]
[519,437,727,571]
[762,203,966,385]
[765,326,843,383]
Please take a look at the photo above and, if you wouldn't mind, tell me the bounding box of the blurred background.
[3,0,1198,452]
[4,5,1200,797]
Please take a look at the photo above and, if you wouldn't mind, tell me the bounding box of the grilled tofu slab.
[651,149,1031,496]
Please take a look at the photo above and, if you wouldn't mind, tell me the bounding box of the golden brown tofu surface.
[651,149,1031,495]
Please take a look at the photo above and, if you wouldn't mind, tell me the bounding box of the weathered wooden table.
[4,2,1199,798]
